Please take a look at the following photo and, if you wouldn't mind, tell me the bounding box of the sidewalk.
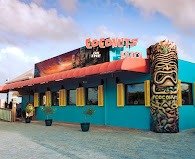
[0,120,195,159]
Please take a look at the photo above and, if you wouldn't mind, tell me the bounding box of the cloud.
[125,0,195,33]
[112,2,123,14]
[76,25,126,49]
[95,25,116,38]
[88,25,124,39]
[58,0,78,14]
[32,0,44,5]
[138,34,195,63]
[0,47,40,85]
[0,0,81,44]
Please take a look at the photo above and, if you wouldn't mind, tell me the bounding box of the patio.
[0,120,195,159]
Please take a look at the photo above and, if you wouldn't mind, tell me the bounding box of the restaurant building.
[0,38,195,133]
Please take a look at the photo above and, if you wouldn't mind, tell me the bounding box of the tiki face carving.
[148,39,179,133]
[150,41,178,95]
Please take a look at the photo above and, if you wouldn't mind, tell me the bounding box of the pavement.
[0,120,195,159]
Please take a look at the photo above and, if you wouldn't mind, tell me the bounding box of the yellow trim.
[80,87,85,106]
[117,83,124,107]
[34,92,39,107]
[59,89,66,106]
[76,88,79,106]
[98,85,104,106]
[45,91,51,106]
[144,80,150,106]
[76,87,85,106]
[178,80,182,106]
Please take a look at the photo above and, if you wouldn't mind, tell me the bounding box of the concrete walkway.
[0,120,195,159]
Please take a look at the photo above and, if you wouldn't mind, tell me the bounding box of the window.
[126,83,144,105]
[86,87,98,105]
[67,90,76,105]
[52,91,59,106]
[181,83,192,105]
[40,93,46,106]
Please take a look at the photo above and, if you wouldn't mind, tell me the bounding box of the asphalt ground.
[0,120,195,159]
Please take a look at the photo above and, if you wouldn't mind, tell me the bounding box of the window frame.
[39,92,46,106]
[85,87,98,105]
[67,89,76,105]
[51,91,59,106]
[181,82,193,105]
[125,82,145,106]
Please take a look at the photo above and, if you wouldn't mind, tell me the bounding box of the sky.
[0,0,195,86]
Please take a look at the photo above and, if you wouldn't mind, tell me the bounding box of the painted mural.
[34,47,109,77]
[147,40,179,133]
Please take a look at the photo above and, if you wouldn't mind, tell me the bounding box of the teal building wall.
[109,45,147,61]
[21,59,195,131]
[104,72,150,129]
[35,76,106,125]
[178,60,195,130]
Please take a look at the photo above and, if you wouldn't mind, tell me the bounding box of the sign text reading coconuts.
[86,38,138,49]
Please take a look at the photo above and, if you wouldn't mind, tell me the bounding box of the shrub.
[41,106,56,120]
[25,103,34,117]
[83,108,95,123]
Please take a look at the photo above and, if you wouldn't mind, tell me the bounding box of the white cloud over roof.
[0,47,39,85]
[125,0,195,34]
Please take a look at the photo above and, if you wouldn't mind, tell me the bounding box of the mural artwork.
[34,47,109,77]
[147,40,179,133]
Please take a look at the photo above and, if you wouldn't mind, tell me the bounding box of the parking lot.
[0,120,195,159]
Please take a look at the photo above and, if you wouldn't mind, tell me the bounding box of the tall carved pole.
[147,40,179,133]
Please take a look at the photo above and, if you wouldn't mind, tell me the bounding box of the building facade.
[0,39,195,132]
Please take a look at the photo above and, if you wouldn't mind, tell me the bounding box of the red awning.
[0,58,149,92]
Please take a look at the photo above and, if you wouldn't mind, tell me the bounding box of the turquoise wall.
[34,76,105,125]
[179,106,195,130]
[21,59,195,131]
[22,95,33,110]
[109,45,147,61]
[105,72,150,130]
[36,105,105,124]
[178,60,195,130]
[22,71,151,130]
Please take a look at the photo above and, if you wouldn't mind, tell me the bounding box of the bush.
[84,108,95,116]
[25,103,34,117]
[41,106,56,120]
[83,108,95,123]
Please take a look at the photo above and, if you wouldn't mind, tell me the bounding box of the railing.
[0,108,12,122]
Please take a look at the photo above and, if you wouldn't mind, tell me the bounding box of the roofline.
[0,58,149,92]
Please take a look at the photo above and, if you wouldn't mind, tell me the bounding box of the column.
[147,40,179,133]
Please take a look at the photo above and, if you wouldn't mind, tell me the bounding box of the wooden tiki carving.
[147,40,179,133]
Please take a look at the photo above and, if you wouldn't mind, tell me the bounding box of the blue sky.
[0,0,195,86]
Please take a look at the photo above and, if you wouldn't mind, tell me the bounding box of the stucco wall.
[21,59,195,131]
[105,72,150,130]
[178,60,195,130]
[23,71,151,130]
[34,76,106,125]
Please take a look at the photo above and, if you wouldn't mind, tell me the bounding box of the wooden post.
[12,97,17,122]
[6,92,9,103]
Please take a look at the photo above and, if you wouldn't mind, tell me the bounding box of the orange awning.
[0,58,149,92]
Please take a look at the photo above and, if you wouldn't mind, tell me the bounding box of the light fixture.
[79,83,82,87]
[82,80,87,84]
[101,79,104,85]
[116,77,120,83]
[61,85,64,89]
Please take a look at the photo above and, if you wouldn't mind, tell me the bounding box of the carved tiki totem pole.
[147,40,179,133]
